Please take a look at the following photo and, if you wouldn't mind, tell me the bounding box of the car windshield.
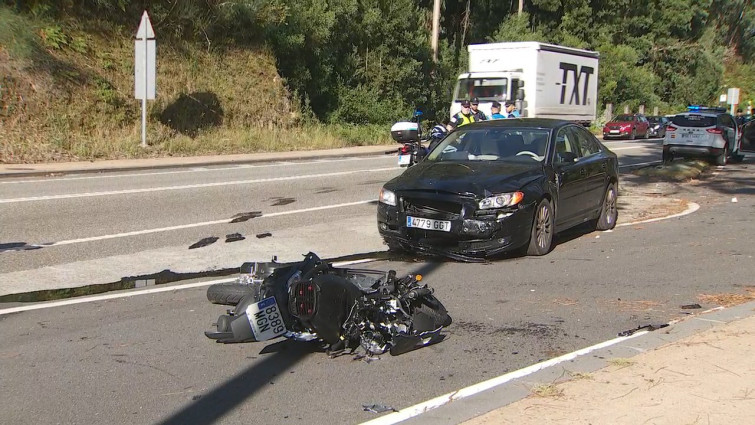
[426,127,550,163]
[671,114,716,128]
[614,114,634,121]
[453,78,508,102]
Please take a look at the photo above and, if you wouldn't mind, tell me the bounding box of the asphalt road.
[0,139,662,295]
[2,139,753,424]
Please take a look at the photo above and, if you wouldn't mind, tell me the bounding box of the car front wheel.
[526,199,554,256]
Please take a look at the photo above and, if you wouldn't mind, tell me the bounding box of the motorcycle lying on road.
[390,111,447,168]
[205,252,452,356]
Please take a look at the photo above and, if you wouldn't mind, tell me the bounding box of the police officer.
[447,100,476,131]
[504,101,520,118]
[490,101,506,119]
[470,97,487,121]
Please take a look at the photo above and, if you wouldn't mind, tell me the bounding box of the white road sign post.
[727,87,740,115]
[134,11,156,148]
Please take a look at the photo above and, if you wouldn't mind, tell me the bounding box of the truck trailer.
[451,42,599,125]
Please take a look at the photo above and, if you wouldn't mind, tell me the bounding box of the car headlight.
[478,191,524,210]
[379,188,397,206]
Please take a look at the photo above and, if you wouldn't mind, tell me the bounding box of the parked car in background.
[646,116,670,138]
[377,119,619,261]
[663,106,744,165]
[602,114,650,139]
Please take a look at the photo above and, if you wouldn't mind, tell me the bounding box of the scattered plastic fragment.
[256,232,273,239]
[617,323,669,337]
[362,404,397,414]
[732,197,738,203]
[680,303,702,309]
[230,211,262,223]
[225,233,245,243]
[189,237,219,249]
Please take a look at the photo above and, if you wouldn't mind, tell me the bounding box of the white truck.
[451,41,599,125]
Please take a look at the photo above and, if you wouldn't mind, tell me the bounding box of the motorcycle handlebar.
[402,287,433,301]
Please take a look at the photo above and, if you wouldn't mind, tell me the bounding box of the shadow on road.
[157,339,316,425]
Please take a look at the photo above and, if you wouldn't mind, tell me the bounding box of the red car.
[603,114,650,139]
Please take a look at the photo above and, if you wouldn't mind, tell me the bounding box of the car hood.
[386,161,543,196]
[605,121,634,127]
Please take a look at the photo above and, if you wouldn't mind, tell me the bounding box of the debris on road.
[189,237,219,249]
[680,303,702,310]
[617,323,669,337]
[230,211,262,223]
[256,232,273,239]
[225,233,245,243]
[362,404,397,414]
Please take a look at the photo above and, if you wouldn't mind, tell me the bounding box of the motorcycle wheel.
[206,282,255,306]
[412,298,452,331]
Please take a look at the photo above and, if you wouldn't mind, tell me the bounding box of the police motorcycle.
[204,252,452,356]
[390,110,447,167]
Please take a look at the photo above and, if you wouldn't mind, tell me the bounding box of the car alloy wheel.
[596,183,618,231]
[526,199,554,256]
[715,144,728,166]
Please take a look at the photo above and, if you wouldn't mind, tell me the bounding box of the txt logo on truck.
[557,62,594,106]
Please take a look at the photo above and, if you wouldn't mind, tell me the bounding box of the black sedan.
[377,119,619,261]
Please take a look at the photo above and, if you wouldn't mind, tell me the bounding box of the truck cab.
[450,42,599,125]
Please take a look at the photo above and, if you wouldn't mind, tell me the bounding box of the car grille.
[403,197,462,220]
[289,280,317,320]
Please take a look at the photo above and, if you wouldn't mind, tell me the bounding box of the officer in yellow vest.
[447,99,476,132]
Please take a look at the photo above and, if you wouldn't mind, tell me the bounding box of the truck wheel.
[207,282,255,306]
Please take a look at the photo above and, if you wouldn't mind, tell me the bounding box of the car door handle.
[580,168,587,176]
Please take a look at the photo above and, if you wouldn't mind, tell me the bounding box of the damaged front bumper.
[377,200,535,261]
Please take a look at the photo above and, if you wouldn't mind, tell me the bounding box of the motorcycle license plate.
[244,297,287,341]
[398,154,412,166]
[406,216,451,232]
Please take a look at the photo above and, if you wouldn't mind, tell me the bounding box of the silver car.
[662,107,742,165]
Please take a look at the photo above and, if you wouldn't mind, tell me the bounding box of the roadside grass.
[568,371,594,380]
[0,6,392,164]
[632,160,709,181]
[698,286,755,307]
[608,358,635,368]
[531,383,564,398]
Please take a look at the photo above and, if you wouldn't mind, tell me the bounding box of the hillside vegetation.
[1,0,754,163]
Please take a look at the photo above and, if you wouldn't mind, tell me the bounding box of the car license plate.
[244,297,287,341]
[398,154,411,166]
[406,216,451,232]
[609,130,620,134]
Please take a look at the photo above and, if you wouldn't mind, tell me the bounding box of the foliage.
[3,0,755,162]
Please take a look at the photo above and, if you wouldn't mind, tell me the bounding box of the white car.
[662,106,743,165]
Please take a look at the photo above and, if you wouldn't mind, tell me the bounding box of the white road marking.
[358,331,648,425]
[39,200,377,247]
[0,258,377,316]
[618,202,700,226]
[0,155,390,184]
[0,167,396,203]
